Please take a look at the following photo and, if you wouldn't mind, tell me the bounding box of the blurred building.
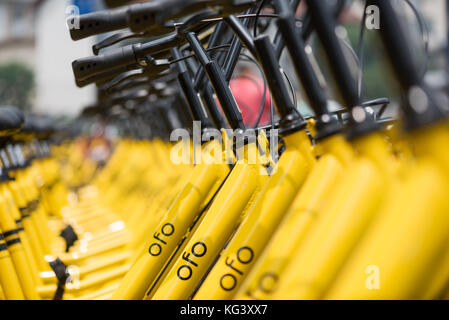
[0,0,40,68]
[34,0,100,116]
[0,0,102,116]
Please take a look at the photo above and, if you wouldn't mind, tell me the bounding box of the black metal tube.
[367,1,422,88]
[304,0,360,108]
[274,0,328,116]
[223,14,300,120]
[224,15,257,57]
[203,84,229,129]
[253,35,298,119]
[185,32,245,130]
[222,8,256,83]
[368,0,447,129]
[193,21,229,91]
[171,48,214,127]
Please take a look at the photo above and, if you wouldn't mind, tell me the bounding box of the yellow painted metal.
[271,132,396,299]
[0,225,25,299]
[9,177,48,271]
[1,184,43,286]
[151,141,268,300]
[235,134,353,299]
[326,123,449,299]
[0,191,40,299]
[112,140,230,300]
[194,130,314,300]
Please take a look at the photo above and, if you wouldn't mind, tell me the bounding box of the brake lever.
[104,65,175,94]
[111,77,168,94]
[104,69,170,93]
[103,70,150,92]
[109,90,151,105]
[75,64,141,88]
[215,0,258,16]
[109,79,151,93]
[113,55,170,87]
[93,23,176,55]
[177,9,222,35]
[176,3,260,36]
[111,80,171,103]
[93,31,150,55]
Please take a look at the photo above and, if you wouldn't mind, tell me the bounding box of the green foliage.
[0,62,34,111]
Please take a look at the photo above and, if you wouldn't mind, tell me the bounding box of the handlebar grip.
[105,0,135,8]
[75,65,139,88]
[127,0,203,33]
[72,45,138,81]
[127,1,168,33]
[68,7,128,41]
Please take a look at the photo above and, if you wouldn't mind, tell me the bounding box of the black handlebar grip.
[72,45,138,82]
[127,1,170,33]
[105,0,135,8]
[127,0,205,33]
[68,7,128,41]
[75,65,139,88]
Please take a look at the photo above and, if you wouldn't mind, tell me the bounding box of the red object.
[230,76,272,127]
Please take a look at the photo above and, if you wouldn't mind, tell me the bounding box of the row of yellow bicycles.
[1,0,449,300]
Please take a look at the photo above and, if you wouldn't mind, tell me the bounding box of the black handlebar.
[69,7,128,41]
[72,45,138,82]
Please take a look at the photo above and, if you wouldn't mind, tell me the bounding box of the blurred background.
[0,0,447,118]
[0,0,106,117]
